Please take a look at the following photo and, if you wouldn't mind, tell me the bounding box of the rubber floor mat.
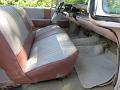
[75,45,117,88]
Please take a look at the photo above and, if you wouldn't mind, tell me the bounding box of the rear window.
[103,0,120,14]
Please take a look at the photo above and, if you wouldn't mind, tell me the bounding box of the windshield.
[103,0,120,14]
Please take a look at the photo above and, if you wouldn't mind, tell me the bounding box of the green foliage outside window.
[0,0,52,7]
[65,0,88,5]
[107,0,120,9]
[103,0,120,14]
[0,0,88,7]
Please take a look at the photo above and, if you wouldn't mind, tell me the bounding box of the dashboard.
[61,4,117,43]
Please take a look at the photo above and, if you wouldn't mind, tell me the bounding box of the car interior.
[0,0,120,90]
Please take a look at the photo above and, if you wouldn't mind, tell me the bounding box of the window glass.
[103,0,120,14]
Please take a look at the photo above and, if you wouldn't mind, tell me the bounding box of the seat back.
[14,6,34,31]
[0,6,34,83]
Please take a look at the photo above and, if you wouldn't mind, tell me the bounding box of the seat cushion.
[26,32,77,72]
[25,25,78,82]
[35,25,64,40]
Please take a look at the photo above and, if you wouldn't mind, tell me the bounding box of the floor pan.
[75,45,117,88]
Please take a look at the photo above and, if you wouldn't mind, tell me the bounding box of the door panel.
[25,7,69,28]
[25,7,51,19]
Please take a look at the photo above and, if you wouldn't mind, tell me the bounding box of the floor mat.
[75,45,117,88]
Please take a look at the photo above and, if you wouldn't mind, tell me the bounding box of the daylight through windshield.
[103,0,120,14]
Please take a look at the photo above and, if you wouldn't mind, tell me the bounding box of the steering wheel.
[56,2,64,14]
[51,2,64,22]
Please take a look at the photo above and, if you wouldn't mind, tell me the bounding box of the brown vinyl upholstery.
[0,6,78,83]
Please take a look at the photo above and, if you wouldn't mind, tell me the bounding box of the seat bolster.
[0,32,32,83]
[26,51,78,82]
